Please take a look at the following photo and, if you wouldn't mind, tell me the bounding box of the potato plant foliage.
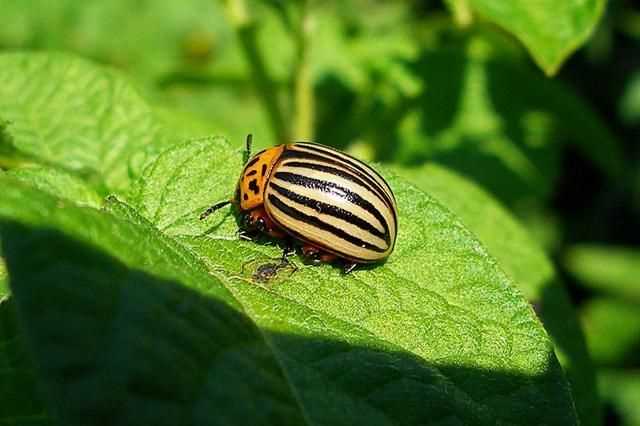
[0,0,632,425]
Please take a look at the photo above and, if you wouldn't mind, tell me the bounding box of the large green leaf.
[0,48,579,424]
[0,139,579,424]
[458,0,607,74]
[393,164,599,426]
[126,136,577,424]
[565,244,640,301]
[0,179,306,425]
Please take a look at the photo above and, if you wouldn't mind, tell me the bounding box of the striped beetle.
[200,135,398,273]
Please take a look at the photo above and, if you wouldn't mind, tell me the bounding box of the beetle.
[200,135,398,273]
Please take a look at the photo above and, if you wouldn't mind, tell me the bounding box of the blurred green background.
[1,0,639,424]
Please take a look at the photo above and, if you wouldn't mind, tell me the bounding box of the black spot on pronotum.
[261,164,267,177]
[243,193,249,201]
[249,179,260,194]
[245,155,261,169]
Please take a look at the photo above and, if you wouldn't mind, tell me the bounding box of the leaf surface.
[393,164,599,425]
[6,168,103,208]
[0,52,172,193]
[0,178,306,426]
[127,136,578,425]
[0,51,581,425]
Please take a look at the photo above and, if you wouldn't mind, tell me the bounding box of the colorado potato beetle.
[200,135,398,273]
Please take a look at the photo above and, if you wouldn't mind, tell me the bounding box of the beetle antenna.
[243,134,253,164]
[200,200,232,220]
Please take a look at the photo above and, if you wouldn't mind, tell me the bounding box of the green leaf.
[0,178,307,425]
[581,298,640,366]
[6,167,103,208]
[1,171,578,424]
[393,165,549,300]
[598,370,640,426]
[128,136,578,424]
[393,164,599,426]
[463,0,607,74]
[565,245,640,301]
[0,52,174,194]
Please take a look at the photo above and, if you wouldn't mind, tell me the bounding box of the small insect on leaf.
[241,256,298,284]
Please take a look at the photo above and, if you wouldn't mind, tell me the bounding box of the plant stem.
[292,2,314,140]
[446,0,473,27]
[224,0,289,143]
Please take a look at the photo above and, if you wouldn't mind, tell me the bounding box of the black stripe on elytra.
[268,194,387,253]
[269,181,389,244]
[279,149,392,210]
[272,171,391,235]
[280,160,388,207]
[261,164,267,177]
[294,143,395,201]
[245,169,257,176]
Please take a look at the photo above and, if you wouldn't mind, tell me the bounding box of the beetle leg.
[302,244,337,264]
[301,245,322,264]
[275,255,298,279]
[238,232,253,241]
[200,200,232,220]
[281,241,295,261]
[342,262,358,274]
[255,217,267,233]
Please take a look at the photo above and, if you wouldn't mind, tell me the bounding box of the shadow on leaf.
[1,222,577,426]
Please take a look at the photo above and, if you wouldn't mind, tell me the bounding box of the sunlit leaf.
[393,163,599,426]
[0,52,174,194]
[463,0,607,74]
[128,136,577,424]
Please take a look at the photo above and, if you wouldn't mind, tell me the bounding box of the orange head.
[236,145,284,211]
[199,135,285,222]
